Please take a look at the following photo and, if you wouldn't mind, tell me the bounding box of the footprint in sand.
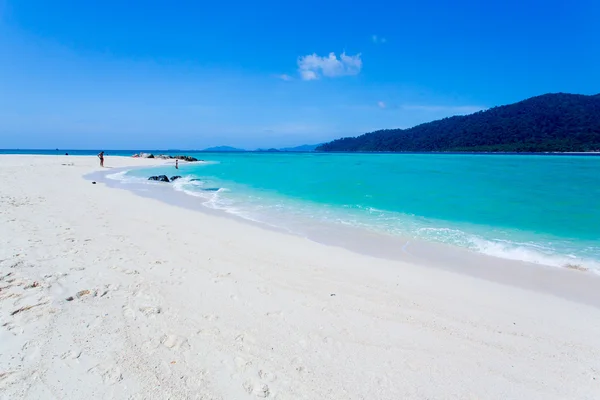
[258,369,277,382]
[198,327,221,336]
[234,356,253,372]
[0,292,22,301]
[107,283,120,292]
[257,286,271,295]
[160,334,189,351]
[123,269,140,275]
[213,272,231,283]
[66,289,97,301]
[235,333,257,347]
[139,306,162,317]
[122,305,136,319]
[88,364,123,385]
[0,371,22,389]
[243,381,271,398]
[61,349,82,360]
[2,321,19,333]
[20,341,42,362]
[290,357,306,373]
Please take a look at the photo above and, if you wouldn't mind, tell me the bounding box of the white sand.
[1,155,599,400]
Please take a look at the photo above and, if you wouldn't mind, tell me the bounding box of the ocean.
[103,152,600,272]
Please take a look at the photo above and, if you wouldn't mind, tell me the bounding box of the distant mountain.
[203,144,320,153]
[317,93,600,153]
[202,146,246,152]
[279,144,321,152]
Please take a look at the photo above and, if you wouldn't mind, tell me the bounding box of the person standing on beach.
[98,151,104,167]
[175,159,179,169]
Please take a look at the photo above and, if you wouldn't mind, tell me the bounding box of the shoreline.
[2,155,600,399]
[90,159,600,308]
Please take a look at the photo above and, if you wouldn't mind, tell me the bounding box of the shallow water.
[112,153,600,271]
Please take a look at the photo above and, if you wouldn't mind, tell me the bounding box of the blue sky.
[1,0,599,149]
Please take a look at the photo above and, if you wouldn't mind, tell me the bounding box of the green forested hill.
[317,93,600,152]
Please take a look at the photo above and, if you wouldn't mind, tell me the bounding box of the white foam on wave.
[169,176,255,218]
[470,237,600,272]
[415,226,600,272]
[106,170,154,184]
[106,170,129,181]
[113,169,600,273]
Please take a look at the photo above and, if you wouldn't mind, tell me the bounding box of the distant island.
[201,144,321,153]
[202,146,246,152]
[256,144,321,152]
[317,93,600,153]
[279,144,321,152]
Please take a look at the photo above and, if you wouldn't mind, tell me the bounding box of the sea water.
[114,153,600,271]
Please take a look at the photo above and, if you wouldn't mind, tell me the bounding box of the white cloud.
[300,70,318,81]
[297,52,362,80]
[277,74,293,81]
[377,101,386,109]
[372,35,387,44]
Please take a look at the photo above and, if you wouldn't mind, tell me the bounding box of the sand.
[1,155,599,400]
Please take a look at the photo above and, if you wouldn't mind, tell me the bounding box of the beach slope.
[1,155,599,399]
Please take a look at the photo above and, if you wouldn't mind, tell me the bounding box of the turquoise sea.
[105,153,600,271]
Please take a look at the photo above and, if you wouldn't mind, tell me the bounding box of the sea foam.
[111,153,600,273]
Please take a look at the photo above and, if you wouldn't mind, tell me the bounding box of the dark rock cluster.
[135,153,201,162]
[147,175,184,183]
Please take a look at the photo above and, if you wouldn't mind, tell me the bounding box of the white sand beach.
[1,155,600,400]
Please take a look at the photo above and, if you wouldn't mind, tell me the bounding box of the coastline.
[90,160,600,308]
[2,155,600,399]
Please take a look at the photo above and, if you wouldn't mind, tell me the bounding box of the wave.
[106,170,132,182]
[110,169,600,273]
[168,176,256,218]
[415,227,600,272]
[470,237,600,271]
[106,170,155,184]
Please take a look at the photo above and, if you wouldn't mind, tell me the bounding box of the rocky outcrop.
[133,153,201,162]
[174,155,199,162]
[148,175,170,182]
[148,175,185,183]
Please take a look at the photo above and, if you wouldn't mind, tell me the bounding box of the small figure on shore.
[175,159,179,169]
[98,151,104,167]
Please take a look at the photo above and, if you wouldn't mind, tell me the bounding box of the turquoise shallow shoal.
[127,153,600,270]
